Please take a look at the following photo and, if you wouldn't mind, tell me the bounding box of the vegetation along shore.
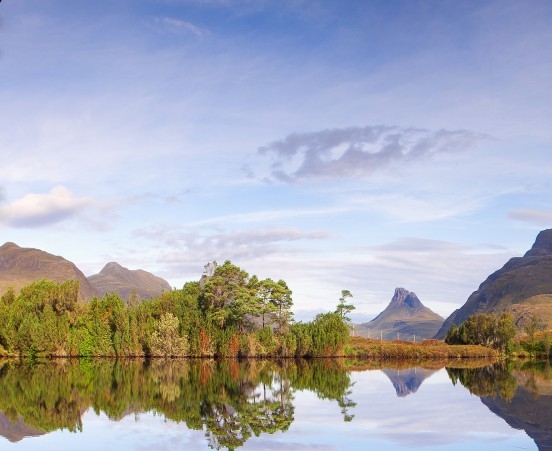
[0,257,550,360]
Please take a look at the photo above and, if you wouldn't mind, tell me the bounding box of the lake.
[0,358,550,450]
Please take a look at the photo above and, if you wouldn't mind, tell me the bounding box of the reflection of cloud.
[0,186,92,228]
[346,369,531,448]
[508,209,552,227]
[255,126,487,183]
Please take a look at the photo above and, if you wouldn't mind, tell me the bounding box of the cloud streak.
[508,209,552,227]
[255,126,488,183]
[132,225,330,282]
[153,17,210,38]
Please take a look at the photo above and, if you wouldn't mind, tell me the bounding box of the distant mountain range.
[0,242,171,302]
[435,228,552,338]
[88,262,171,301]
[355,287,444,340]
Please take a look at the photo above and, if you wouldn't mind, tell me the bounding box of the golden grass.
[346,336,498,362]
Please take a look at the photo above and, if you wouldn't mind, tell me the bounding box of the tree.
[269,280,293,335]
[445,312,517,353]
[256,278,279,328]
[150,313,188,357]
[334,290,355,323]
[200,261,253,330]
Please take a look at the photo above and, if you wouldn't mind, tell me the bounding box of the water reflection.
[0,358,352,448]
[383,367,438,397]
[448,362,552,451]
[0,358,550,450]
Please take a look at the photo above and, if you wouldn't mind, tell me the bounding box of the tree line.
[445,311,552,358]
[0,260,351,359]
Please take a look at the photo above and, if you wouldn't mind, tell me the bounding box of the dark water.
[0,358,549,450]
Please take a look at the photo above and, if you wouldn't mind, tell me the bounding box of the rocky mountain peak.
[391,287,422,310]
[355,287,444,340]
[524,228,552,258]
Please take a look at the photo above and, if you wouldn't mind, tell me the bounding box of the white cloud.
[0,186,92,228]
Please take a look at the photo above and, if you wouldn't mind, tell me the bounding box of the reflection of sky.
[0,369,537,451]
[239,369,536,451]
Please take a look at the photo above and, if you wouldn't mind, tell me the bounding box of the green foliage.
[150,313,189,357]
[445,312,517,352]
[310,313,350,357]
[0,263,344,358]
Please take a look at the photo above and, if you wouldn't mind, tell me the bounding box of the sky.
[1,0,551,322]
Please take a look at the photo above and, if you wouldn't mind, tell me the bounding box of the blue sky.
[1,0,551,322]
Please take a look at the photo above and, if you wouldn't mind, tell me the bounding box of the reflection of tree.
[287,359,356,422]
[446,363,517,402]
[0,358,355,450]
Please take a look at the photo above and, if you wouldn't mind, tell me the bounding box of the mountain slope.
[355,288,444,340]
[88,262,171,301]
[0,242,96,300]
[435,228,552,338]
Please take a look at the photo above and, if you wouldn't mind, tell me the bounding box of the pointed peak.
[524,228,552,258]
[390,287,422,309]
[391,287,411,302]
[101,262,126,273]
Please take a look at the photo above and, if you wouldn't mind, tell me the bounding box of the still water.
[0,358,549,451]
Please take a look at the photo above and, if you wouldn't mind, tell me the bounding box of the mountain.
[0,242,96,300]
[435,228,552,338]
[355,288,444,340]
[88,262,171,301]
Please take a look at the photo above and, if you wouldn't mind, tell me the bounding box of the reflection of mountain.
[448,364,552,451]
[383,367,437,397]
[0,412,44,443]
[481,378,552,451]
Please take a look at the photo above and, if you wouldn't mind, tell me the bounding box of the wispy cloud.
[132,225,330,279]
[253,126,488,183]
[508,209,552,227]
[153,17,210,38]
[0,186,92,228]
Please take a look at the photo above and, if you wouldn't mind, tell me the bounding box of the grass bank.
[346,336,498,360]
